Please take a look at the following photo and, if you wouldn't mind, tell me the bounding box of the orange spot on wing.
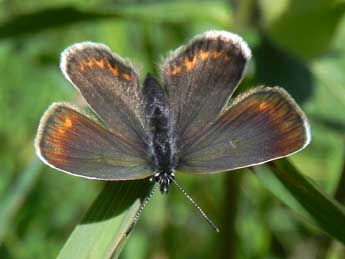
[94,59,105,68]
[211,51,222,58]
[121,73,132,81]
[78,58,135,81]
[184,56,197,71]
[79,58,107,72]
[57,116,73,135]
[58,127,65,134]
[64,117,73,128]
[199,50,210,60]
[169,66,182,75]
[107,62,119,76]
[259,102,269,111]
[85,59,94,68]
[79,58,94,71]
[167,49,228,75]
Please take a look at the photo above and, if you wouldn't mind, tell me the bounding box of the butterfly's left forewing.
[177,87,310,174]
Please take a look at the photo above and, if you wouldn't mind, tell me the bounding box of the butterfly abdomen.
[143,74,176,179]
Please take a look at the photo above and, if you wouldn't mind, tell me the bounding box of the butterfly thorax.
[143,74,176,193]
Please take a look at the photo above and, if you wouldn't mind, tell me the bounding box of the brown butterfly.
[35,31,310,231]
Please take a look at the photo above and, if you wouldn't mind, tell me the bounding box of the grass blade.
[0,2,229,40]
[0,158,42,242]
[0,6,113,40]
[254,158,345,244]
[58,179,153,259]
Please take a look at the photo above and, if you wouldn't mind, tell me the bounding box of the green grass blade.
[0,6,114,40]
[0,158,42,242]
[58,179,153,259]
[0,2,230,40]
[254,158,345,244]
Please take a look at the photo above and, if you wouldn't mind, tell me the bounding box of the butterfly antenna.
[125,182,159,236]
[171,178,219,232]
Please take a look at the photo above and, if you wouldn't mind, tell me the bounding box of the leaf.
[0,6,114,40]
[58,179,153,259]
[309,47,345,124]
[260,0,345,59]
[0,2,230,40]
[253,36,314,104]
[254,158,345,244]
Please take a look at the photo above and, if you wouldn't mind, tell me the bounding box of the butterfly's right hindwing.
[35,103,153,180]
[177,87,310,174]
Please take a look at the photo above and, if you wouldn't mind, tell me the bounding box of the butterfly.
[35,30,310,232]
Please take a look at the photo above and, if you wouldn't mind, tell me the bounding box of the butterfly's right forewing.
[61,42,148,145]
[161,31,251,148]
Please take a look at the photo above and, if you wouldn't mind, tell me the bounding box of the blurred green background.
[1,0,345,258]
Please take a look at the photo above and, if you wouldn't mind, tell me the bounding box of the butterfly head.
[152,170,175,194]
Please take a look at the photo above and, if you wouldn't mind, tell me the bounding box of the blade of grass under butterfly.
[253,158,345,244]
[58,179,152,259]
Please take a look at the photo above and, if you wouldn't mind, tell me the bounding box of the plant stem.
[221,171,242,259]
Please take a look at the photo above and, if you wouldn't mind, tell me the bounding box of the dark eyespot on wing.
[60,42,147,145]
[177,87,310,174]
[161,30,251,148]
[35,103,153,180]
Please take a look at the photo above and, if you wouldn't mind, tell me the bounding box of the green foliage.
[58,180,152,259]
[260,0,345,59]
[255,159,345,244]
[0,0,344,258]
